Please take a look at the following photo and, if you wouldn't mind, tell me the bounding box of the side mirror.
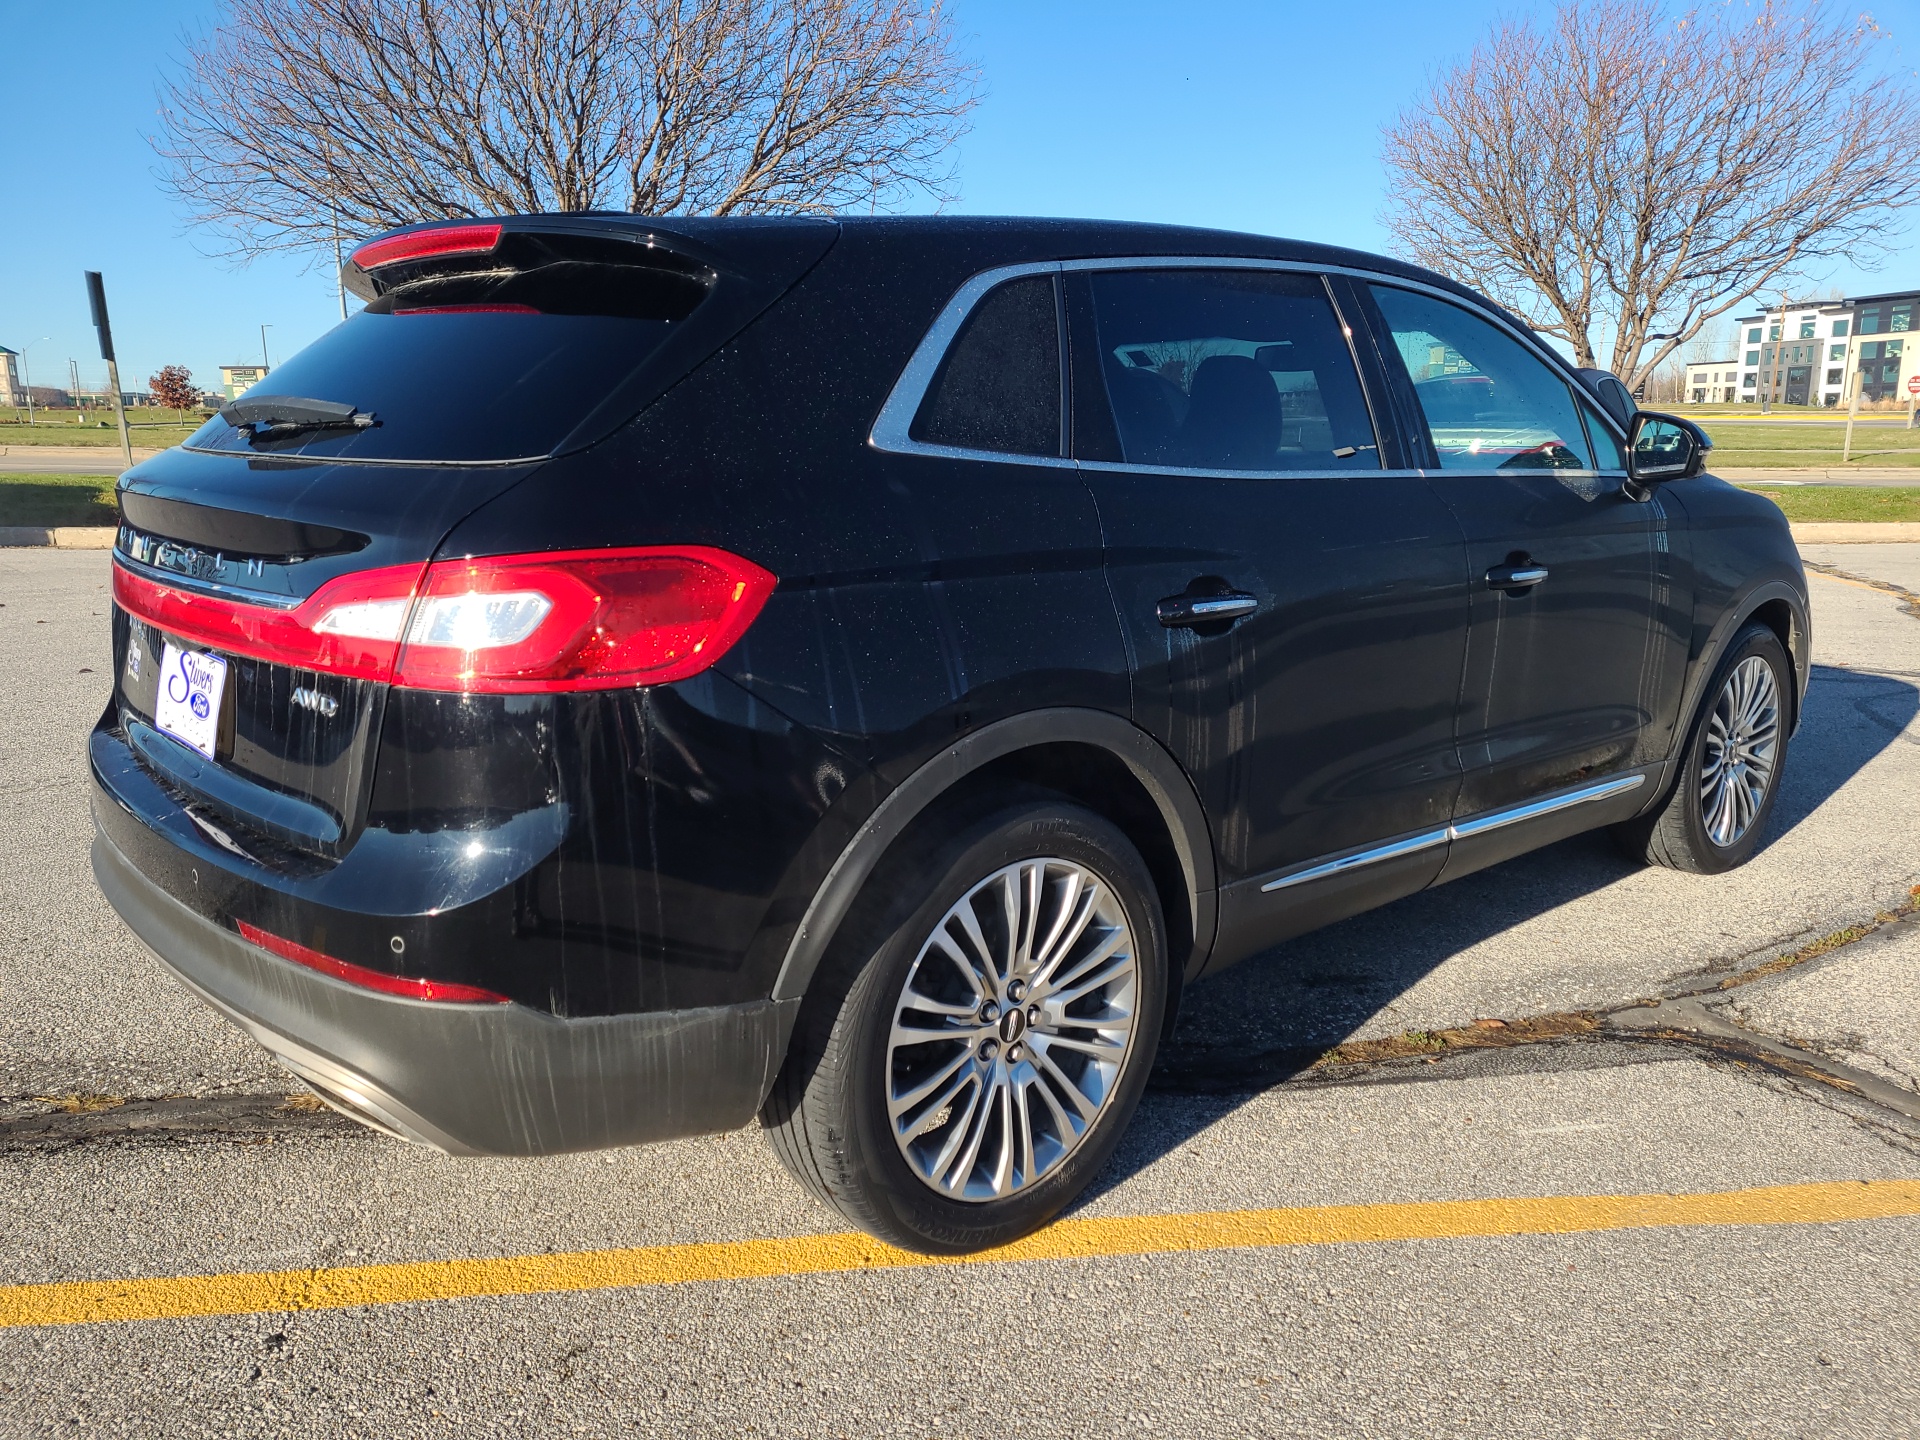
[1627,411,1710,488]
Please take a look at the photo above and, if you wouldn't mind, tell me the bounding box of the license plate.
[154,642,228,759]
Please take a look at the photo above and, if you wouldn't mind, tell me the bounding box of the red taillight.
[113,545,775,694]
[236,921,509,1004]
[351,222,503,271]
[393,547,776,693]
[113,561,427,682]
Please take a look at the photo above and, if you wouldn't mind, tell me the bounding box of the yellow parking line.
[5,1178,1918,1330]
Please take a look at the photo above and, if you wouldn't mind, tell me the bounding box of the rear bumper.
[92,828,794,1156]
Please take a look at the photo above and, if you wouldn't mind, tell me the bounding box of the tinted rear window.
[910,275,1062,457]
[187,251,710,464]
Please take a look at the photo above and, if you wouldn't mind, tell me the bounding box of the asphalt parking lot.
[3,546,1918,1437]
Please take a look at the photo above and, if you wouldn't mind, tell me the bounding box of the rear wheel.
[1614,622,1790,874]
[762,797,1166,1254]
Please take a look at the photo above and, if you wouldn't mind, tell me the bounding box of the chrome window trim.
[111,552,304,610]
[1258,773,1646,893]
[869,254,1631,470]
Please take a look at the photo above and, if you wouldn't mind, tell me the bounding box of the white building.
[1684,359,1740,404]
[1734,303,1853,406]
[0,346,22,407]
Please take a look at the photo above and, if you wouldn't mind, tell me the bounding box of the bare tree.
[155,0,978,261]
[1380,1,1920,390]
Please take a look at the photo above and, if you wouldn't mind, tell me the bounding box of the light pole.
[18,337,49,425]
[259,324,273,371]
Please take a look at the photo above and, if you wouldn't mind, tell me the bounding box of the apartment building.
[1734,303,1853,406]
[1844,291,1920,402]
[1685,359,1740,403]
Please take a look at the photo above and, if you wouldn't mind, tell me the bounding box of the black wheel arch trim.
[768,708,1219,1014]
[1642,578,1810,819]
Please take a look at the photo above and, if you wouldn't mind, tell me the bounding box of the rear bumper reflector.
[235,920,508,1004]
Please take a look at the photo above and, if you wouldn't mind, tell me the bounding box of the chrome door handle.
[1486,564,1549,592]
[1157,592,1259,628]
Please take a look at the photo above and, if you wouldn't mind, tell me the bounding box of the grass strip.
[0,473,117,528]
[1737,485,1920,522]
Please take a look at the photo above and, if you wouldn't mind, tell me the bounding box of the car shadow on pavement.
[1083,662,1918,1203]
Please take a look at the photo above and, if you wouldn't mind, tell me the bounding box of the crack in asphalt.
[8,907,1918,1154]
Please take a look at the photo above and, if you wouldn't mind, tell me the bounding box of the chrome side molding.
[1260,773,1647,893]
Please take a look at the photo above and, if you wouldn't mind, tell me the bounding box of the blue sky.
[5,0,1920,393]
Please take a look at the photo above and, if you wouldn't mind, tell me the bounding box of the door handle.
[1157,591,1259,628]
[1485,563,1549,593]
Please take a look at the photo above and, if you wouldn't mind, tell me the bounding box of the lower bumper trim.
[92,829,795,1156]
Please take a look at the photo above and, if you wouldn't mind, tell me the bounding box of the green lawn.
[1737,484,1920,522]
[0,474,117,527]
[1698,420,1920,469]
[0,408,204,448]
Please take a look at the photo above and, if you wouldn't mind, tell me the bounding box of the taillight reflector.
[236,921,508,1004]
[112,545,776,694]
[351,223,503,271]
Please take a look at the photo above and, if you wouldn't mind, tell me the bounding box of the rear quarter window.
[909,275,1063,457]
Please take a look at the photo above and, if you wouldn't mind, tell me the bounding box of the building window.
[1826,368,1843,385]
[1799,321,1816,338]
[1745,350,1759,365]
[1829,344,1846,361]
[1768,324,1781,341]
[1894,304,1913,332]
[1747,327,1762,343]
[1743,374,1756,388]
[1832,319,1850,338]
[1859,306,1883,335]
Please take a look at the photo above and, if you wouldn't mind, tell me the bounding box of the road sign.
[1907,375,1919,395]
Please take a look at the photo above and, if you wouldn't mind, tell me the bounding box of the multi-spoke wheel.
[1614,621,1792,874]
[762,797,1167,1254]
[886,859,1139,1202]
[1698,655,1780,848]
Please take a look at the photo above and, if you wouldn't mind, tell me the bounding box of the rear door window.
[910,275,1062,457]
[1083,269,1379,472]
[1368,284,1596,471]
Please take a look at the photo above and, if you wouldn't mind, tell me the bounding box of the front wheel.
[1614,621,1791,873]
[762,797,1167,1254]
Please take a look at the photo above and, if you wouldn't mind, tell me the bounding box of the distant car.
[92,216,1807,1254]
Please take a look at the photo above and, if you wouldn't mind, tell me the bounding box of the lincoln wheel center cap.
[997,1007,1028,1045]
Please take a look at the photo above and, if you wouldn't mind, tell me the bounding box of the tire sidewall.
[1675,624,1792,872]
[839,801,1167,1254]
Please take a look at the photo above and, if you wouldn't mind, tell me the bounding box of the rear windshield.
[187,246,711,464]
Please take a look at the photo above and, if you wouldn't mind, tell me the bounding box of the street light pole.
[260,324,272,371]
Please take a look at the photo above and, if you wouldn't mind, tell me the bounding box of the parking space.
[4,547,1920,1434]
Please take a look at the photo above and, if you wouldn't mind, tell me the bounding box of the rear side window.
[1085,269,1379,472]
[186,236,712,465]
[910,276,1062,457]
[1369,284,1595,472]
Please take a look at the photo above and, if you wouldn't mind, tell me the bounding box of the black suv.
[92,216,1808,1253]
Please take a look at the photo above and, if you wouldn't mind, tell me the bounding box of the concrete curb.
[0,526,116,549]
[1790,522,1920,544]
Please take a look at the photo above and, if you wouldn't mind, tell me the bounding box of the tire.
[761,795,1168,1255]
[1613,621,1791,874]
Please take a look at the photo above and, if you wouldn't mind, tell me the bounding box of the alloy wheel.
[1699,654,1781,848]
[884,858,1139,1202]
